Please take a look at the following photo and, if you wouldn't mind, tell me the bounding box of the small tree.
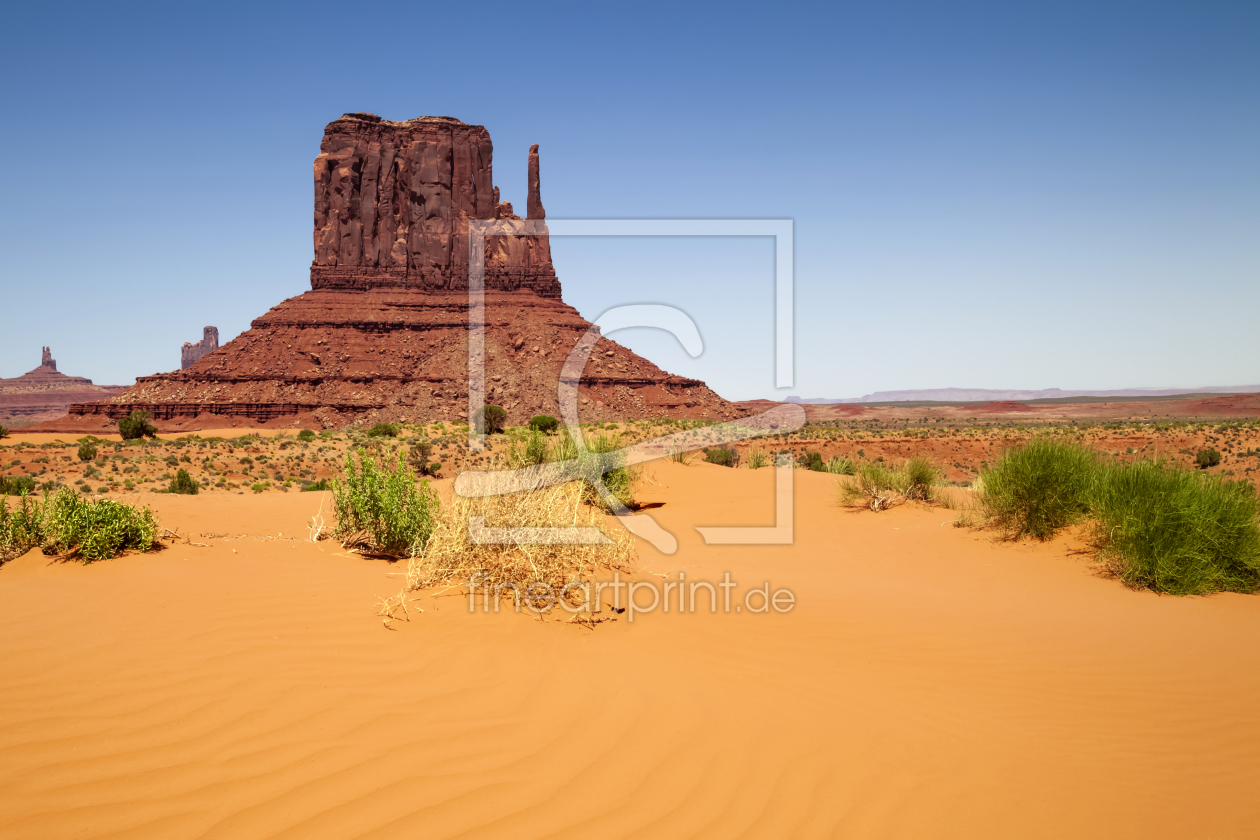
[365,422,400,438]
[77,440,98,462]
[407,440,440,476]
[529,415,560,434]
[168,469,199,495]
[1196,448,1222,470]
[474,405,507,435]
[0,424,9,440]
[118,411,157,440]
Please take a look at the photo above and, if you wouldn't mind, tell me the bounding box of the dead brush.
[378,479,636,626]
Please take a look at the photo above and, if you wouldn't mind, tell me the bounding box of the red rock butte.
[0,348,125,428]
[58,114,741,431]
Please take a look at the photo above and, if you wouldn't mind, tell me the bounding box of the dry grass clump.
[379,480,636,624]
[836,455,944,511]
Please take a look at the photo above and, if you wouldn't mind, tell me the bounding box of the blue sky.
[1,1,1256,400]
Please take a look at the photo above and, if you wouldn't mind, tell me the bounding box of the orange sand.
[1,463,1258,838]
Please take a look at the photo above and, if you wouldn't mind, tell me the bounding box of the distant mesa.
[182,327,219,370]
[46,113,740,432]
[0,347,126,428]
[785,385,1260,405]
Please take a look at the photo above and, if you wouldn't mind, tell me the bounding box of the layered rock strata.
[54,114,740,432]
[0,349,125,427]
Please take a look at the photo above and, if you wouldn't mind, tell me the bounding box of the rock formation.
[181,327,219,369]
[0,348,125,427]
[49,114,741,432]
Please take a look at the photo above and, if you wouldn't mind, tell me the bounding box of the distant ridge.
[784,385,1260,405]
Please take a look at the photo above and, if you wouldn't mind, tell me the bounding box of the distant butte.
[0,348,126,428]
[45,113,741,432]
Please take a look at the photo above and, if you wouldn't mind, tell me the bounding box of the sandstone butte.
[50,113,742,433]
[0,348,126,428]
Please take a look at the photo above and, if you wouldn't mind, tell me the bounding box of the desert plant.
[529,415,560,434]
[474,405,508,435]
[902,455,941,501]
[837,456,943,511]
[297,429,316,442]
[407,440,441,476]
[118,411,157,440]
[0,424,8,440]
[0,476,37,495]
[77,440,98,462]
[302,478,330,491]
[801,451,825,472]
[365,422,400,438]
[379,479,636,624]
[332,448,439,558]
[704,445,737,468]
[506,430,550,469]
[746,448,768,469]
[979,438,1099,539]
[823,456,855,475]
[0,490,45,562]
[574,433,639,512]
[40,489,159,563]
[1090,460,1260,595]
[1196,448,1222,469]
[667,445,696,465]
[167,468,199,495]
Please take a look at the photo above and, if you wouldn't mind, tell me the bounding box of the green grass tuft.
[979,437,1099,539]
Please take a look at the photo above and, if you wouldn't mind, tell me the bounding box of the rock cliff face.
[181,327,219,370]
[0,349,125,427]
[309,114,558,298]
[48,114,741,432]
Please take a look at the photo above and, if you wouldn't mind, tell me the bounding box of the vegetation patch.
[331,448,438,558]
[978,437,1098,539]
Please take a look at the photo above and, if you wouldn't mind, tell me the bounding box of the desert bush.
[667,445,696,465]
[704,444,738,468]
[40,489,159,563]
[474,405,508,435]
[824,456,855,475]
[302,478,330,491]
[0,491,45,562]
[365,422,400,438]
[0,424,8,440]
[118,411,157,440]
[506,430,550,469]
[837,456,943,511]
[380,479,635,623]
[1090,460,1260,595]
[576,433,638,511]
[746,448,768,469]
[978,438,1099,539]
[332,448,438,558]
[297,429,316,442]
[78,440,98,462]
[1196,448,1222,469]
[407,440,441,476]
[801,451,825,472]
[167,468,199,495]
[0,476,37,495]
[529,415,560,434]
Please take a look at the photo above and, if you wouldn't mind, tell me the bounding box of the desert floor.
[1,461,1258,838]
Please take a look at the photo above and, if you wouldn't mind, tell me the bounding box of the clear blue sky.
[2,1,1257,400]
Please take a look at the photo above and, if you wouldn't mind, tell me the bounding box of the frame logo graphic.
[454,219,805,553]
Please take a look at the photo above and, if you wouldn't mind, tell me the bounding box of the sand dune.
[1,463,1258,838]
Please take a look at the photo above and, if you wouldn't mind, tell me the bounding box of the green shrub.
[297,429,316,442]
[40,489,159,563]
[407,440,440,476]
[801,451,825,472]
[365,422,400,438]
[301,478,330,492]
[474,405,508,435]
[575,433,638,512]
[168,469,199,495]
[332,448,438,557]
[507,430,550,469]
[902,455,940,500]
[0,476,37,495]
[824,456,855,475]
[1196,448,1222,469]
[250,482,269,493]
[1091,460,1260,595]
[979,438,1099,539]
[78,440,98,462]
[529,415,560,434]
[0,424,8,440]
[1,491,45,562]
[704,446,737,468]
[746,448,768,469]
[838,456,943,511]
[118,411,157,440]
